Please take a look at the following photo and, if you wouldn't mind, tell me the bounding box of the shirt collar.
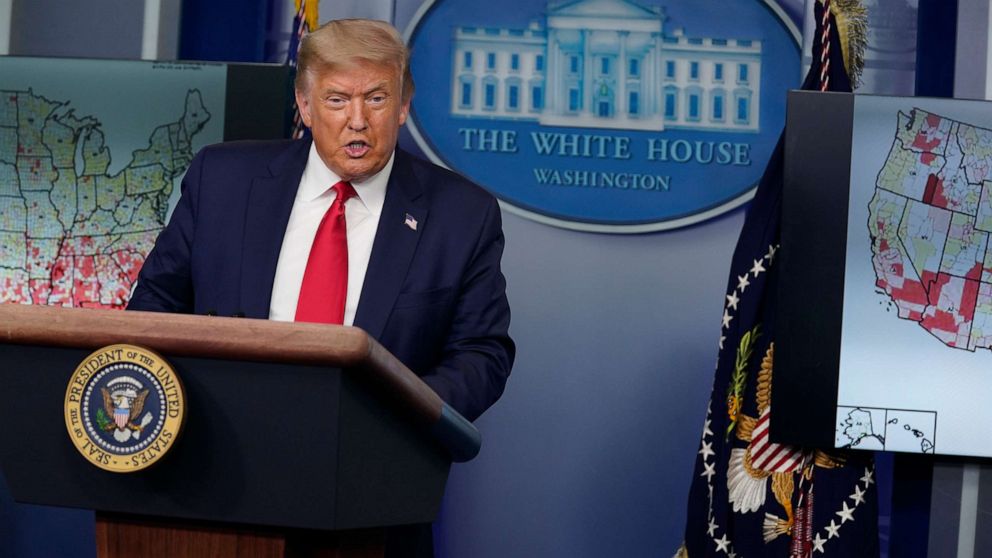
[298,142,392,216]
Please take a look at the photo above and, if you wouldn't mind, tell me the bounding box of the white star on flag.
[826,519,841,539]
[714,534,731,552]
[737,274,750,292]
[851,484,866,505]
[861,468,875,486]
[766,244,779,264]
[812,532,828,553]
[722,309,733,329]
[702,462,716,480]
[699,440,715,459]
[707,517,718,536]
[726,291,740,311]
[750,258,766,277]
[836,501,855,523]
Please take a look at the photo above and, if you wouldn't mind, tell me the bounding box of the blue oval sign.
[405,0,800,232]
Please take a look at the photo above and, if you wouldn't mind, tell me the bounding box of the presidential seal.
[64,344,186,473]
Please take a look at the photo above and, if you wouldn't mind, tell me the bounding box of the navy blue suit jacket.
[128,140,514,421]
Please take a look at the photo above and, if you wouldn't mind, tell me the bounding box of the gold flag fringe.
[295,0,319,32]
[824,0,868,88]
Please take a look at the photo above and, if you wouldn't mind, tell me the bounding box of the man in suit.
[127,19,513,428]
[129,19,513,555]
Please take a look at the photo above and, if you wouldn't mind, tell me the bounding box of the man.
[129,19,513,555]
[128,19,513,427]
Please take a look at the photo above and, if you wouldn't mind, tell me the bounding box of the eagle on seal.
[101,387,150,432]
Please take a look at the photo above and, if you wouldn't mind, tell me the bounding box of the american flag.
[288,0,318,139]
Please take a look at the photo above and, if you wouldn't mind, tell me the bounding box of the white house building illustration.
[450,0,762,132]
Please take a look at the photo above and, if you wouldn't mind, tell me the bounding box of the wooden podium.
[0,304,480,557]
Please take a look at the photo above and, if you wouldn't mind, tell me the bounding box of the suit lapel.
[354,150,429,338]
[239,140,310,318]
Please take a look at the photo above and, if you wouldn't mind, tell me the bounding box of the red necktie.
[295,181,357,324]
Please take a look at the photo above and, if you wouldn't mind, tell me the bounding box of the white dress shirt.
[268,143,391,325]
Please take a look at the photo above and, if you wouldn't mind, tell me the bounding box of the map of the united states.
[0,89,208,309]
[870,108,992,350]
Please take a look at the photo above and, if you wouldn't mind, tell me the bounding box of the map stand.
[0,304,480,558]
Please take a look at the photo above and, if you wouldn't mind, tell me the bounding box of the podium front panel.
[0,344,449,530]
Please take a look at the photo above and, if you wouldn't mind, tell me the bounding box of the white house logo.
[405,0,800,232]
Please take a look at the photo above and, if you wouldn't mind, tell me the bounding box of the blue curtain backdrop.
[178,0,291,63]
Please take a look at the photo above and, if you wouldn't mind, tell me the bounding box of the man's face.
[296,60,410,182]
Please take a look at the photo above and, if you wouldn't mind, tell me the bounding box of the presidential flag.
[677,2,879,556]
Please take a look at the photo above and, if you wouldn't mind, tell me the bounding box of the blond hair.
[295,19,415,102]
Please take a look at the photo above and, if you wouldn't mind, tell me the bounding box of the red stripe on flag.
[753,442,788,469]
[767,450,802,472]
[749,407,802,473]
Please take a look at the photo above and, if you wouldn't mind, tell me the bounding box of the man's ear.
[398,98,410,126]
[295,89,313,127]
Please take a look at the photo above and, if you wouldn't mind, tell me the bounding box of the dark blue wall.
[178,0,279,62]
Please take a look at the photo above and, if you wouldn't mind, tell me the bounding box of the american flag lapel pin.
[404,213,418,231]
